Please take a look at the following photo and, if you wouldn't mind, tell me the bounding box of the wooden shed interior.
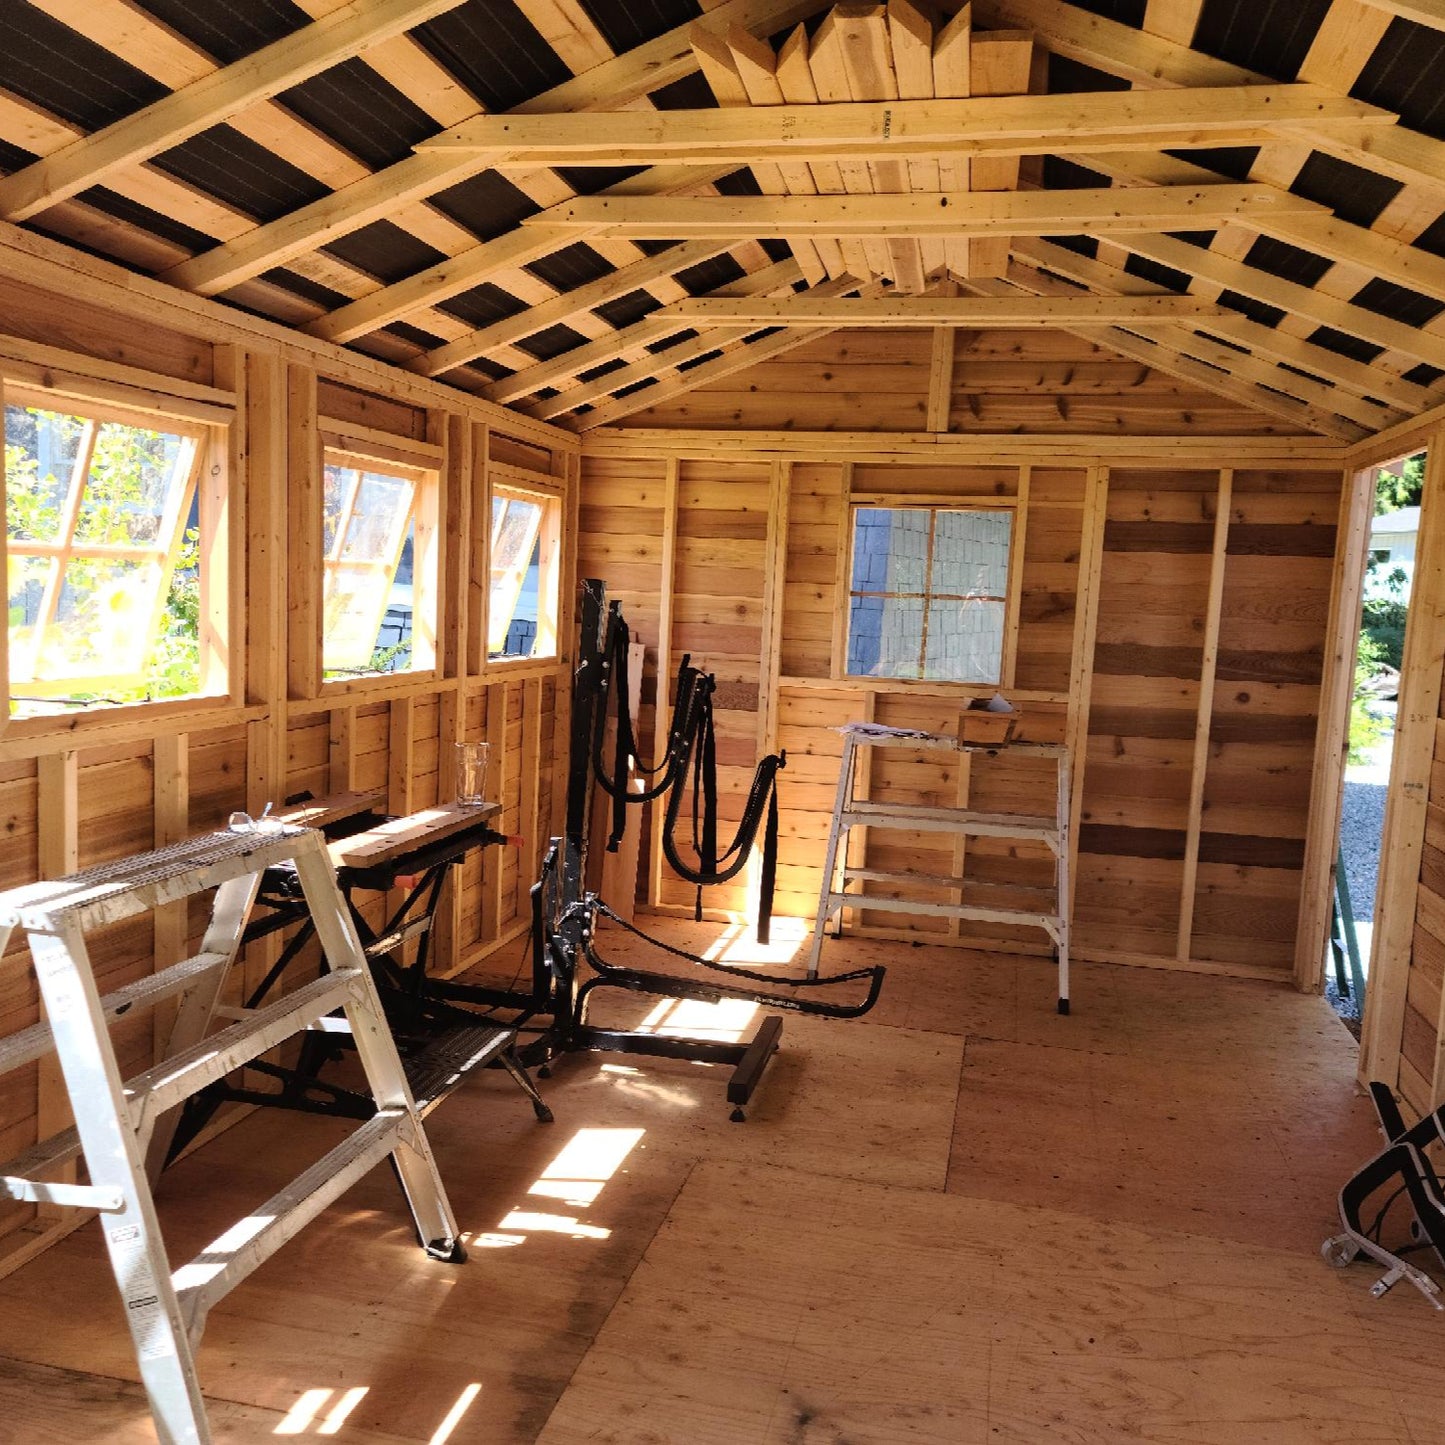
[4,0,1445,1439]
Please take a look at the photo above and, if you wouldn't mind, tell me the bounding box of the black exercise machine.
[1323,1081,1445,1309]
[501,579,886,1119]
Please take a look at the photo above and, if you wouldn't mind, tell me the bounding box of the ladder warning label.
[108,1225,176,1361]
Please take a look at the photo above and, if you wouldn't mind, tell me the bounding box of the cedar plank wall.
[580,328,1348,980]
[1360,431,1445,1117]
[0,235,577,1270]
[622,329,1299,436]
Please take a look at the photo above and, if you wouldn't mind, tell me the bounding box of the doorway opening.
[1330,450,1423,1033]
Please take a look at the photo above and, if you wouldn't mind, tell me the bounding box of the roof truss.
[0,0,1444,439]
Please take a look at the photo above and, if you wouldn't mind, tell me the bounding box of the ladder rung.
[172,1108,411,1334]
[0,827,311,932]
[824,891,1061,936]
[0,951,232,1079]
[127,970,363,1125]
[841,802,1059,842]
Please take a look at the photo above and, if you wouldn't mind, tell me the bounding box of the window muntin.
[5,399,210,711]
[321,454,430,678]
[488,486,559,662]
[846,506,1013,683]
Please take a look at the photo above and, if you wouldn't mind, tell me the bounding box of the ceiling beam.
[0,0,472,223]
[973,0,1445,199]
[1116,231,1445,371]
[154,0,822,296]
[404,238,735,375]
[1015,238,1431,412]
[657,294,1230,325]
[485,258,807,405]
[1355,0,1445,34]
[535,269,875,421]
[417,86,1392,165]
[531,185,1323,239]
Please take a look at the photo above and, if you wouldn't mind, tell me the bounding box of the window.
[5,396,223,714]
[321,450,435,678]
[846,506,1013,683]
[488,486,560,661]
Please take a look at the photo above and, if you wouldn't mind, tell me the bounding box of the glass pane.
[75,423,187,546]
[323,521,416,675]
[847,595,924,678]
[924,598,1005,683]
[850,508,927,594]
[41,558,158,679]
[930,510,1012,598]
[342,471,414,561]
[493,538,542,659]
[5,405,83,543]
[7,553,52,678]
[323,463,353,556]
[493,496,542,575]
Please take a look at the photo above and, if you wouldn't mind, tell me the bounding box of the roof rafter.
[1014,238,1431,413]
[0,0,473,223]
[499,258,809,412]
[990,264,1396,434]
[154,0,823,296]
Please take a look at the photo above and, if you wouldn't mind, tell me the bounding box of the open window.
[846,505,1014,683]
[4,391,227,716]
[321,447,437,680]
[488,484,560,662]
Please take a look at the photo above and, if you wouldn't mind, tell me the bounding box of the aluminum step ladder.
[0,823,464,1445]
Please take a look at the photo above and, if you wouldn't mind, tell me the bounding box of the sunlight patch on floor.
[475,1127,644,1249]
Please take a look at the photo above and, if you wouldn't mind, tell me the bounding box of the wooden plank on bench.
[328,801,501,870]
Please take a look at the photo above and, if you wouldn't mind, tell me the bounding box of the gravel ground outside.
[1329,735,1392,1030]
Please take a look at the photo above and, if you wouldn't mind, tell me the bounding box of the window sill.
[1,692,259,756]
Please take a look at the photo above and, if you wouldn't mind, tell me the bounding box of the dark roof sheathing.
[134,0,310,63]
[1289,152,1403,230]
[153,127,327,224]
[409,1,574,111]
[0,6,165,130]
[279,60,441,171]
[324,223,449,288]
[1192,0,1335,81]
[1352,19,1445,142]
[577,0,703,56]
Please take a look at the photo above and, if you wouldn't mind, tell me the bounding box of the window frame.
[316,433,441,693]
[484,470,562,669]
[841,496,1023,688]
[3,379,233,719]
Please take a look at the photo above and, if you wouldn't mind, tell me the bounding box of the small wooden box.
[957,700,1018,747]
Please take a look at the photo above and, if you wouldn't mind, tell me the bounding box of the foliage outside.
[1349,454,1422,763]
[5,404,201,710]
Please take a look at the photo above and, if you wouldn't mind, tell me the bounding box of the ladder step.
[841,801,1059,843]
[825,890,1061,936]
[403,1024,515,1117]
[172,1108,411,1334]
[0,950,232,1079]
[127,970,363,1125]
[0,827,312,932]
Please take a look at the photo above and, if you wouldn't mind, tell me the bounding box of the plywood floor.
[0,918,1426,1443]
